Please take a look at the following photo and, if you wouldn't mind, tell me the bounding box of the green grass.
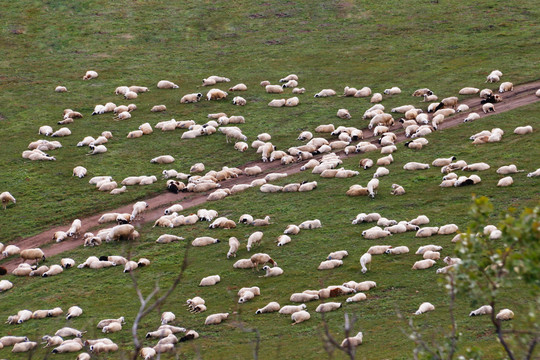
[0,0,539,359]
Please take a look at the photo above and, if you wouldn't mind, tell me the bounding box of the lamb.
[412,259,436,270]
[469,305,493,316]
[205,313,229,325]
[337,109,351,119]
[83,70,98,80]
[318,259,343,270]
[157,80,179,89]
[367,178,379,199]
[497,176,513,187]
[232,96,247,106]
[291,310,311,325]
[403,162,430,170]
[284,224,300,235]
[314,89,336,97]
[0,280,13,293]
[299,219,321,229]
[192,237,220,247]
[199,275,221,286]
[102,322,122,333]
[415,302,435,315]
[514,125,533,135]
[130,201,149,221]
[360,253,372,273]
[496,309,514,321]
[20,248,46,264]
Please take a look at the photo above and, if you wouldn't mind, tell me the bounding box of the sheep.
[254,302,281,315]
[55,326,86,338]
[403,162,430,170]
[83,70,98,80]
[463,162,490,171]
[90,342,119,353]
[416,245,442,254]
[156,234,184,244]
[514,125,533,135]
[412,259,436,270]
[317,259,343,270]
[277,235,292,246]
[390,183,406,195]
[299,219,321,229]
[415,302,435,315]
[250,253,277,270]
[299,180,318,191]
[367,178,379,199]
[423,250,441,260]
[316,302,342,313]
[498,81,513,93]
[52,339,84,353]
[232,96,247,106]
[261,265,283,277]
[370,92,383,103]
[282,80,299,88]
[180,92,203,103]
[64,306,83,320]
[2,244,20,257]
[205,313,229,325]
[463,112,480,123]
[12,341,38,353]
[368,113,394,129]
[192,237,220,247]
[61,258,75,268]
[291,310,311,325]
[486,73,500,83]
[20,248,46,264]
[482,103,495,113]
[285,96,300,107]
[367,245,392,255]
[88,144,107,155]
[352,213,381,225]
[292,87,305,94]
[12,263,32,276]
[337,108,351,119]
[438,224,459,235]
[496,309,514,321]
[42,264,63,277]
[382,86,400,95]
[360,253,372,273]
[328,250,349,260]
[527,169,540,177]
[354,86,372,98]
[496,176,513,187]
[102,322,122,333]
[157,80,179,89]
[469,305,493,317]
[314,89,336,97]
[372,167,389,178]
[227,83,247,92]
[284,224,300,235]
[150,155,175,164]
[199,275,220,287]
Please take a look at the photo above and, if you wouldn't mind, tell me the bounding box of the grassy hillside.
[0,0,539,359]
[0,0,539,240]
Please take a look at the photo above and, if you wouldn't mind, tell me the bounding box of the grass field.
[0,0,539,359]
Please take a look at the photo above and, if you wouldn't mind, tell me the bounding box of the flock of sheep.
[0,68,539,357]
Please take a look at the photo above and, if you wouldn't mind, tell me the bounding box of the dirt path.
[3,81,539,271]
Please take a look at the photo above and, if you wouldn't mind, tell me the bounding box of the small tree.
[455,197,539,360]
[406,197,539,360]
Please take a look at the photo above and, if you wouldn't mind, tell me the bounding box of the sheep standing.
[1,192,16,209]
[360,253,372,273]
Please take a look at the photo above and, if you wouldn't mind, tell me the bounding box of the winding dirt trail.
[3,81,539,271]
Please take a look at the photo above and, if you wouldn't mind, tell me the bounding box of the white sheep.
[415,302,435,315]
[192,237,220,247]
[360,253,372,273]
[385,246,409,255]
[299,219,321,229]
[314,89,336,97]
[83,70,98,80]
[469,305,493,317]
[527,169,540,177]
[316,302,342,313]
[403,162,430,170]
[199,275,221,286]
[412,259,436,270]
[291,310,311,325]
[496,309,514,321]
[284,224,300,235]
[261,265,283,277]
[157,80,179,89]
[497,176,513,187]
[341,332,363,348]
[514,125,533,135]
